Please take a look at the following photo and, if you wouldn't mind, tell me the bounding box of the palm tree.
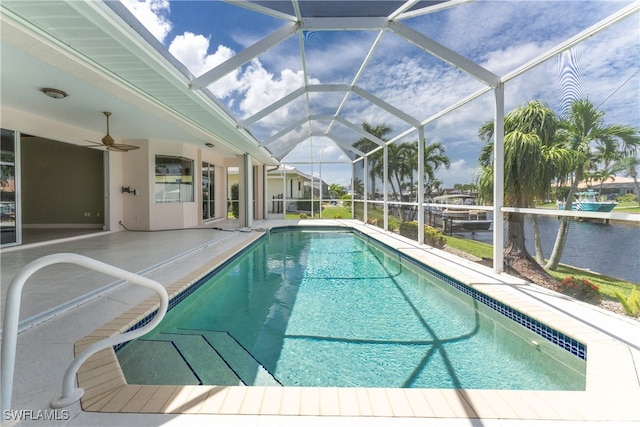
[328,183,345,200]
[545,99,640,270]
[427,179,443,198]
[421,141,451,193]
[589,162,619,195]
[377,140,450,220]
[352,177,364,198]
[380,142,415,201]
[353,123,392,199]
[477,100,572,283]
[614,156,640,206]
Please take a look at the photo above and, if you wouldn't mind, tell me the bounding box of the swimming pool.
[116,227,586,390]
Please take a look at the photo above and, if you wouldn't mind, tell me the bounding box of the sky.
[119,0,640,189]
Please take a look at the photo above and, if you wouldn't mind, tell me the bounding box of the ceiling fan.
[85,112,139,152]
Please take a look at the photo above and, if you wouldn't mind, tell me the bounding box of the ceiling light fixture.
[40,87,68,99]
[205,142,215,148]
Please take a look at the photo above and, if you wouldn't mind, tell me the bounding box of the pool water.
[117,229,586,390]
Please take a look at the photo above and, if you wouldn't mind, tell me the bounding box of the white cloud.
[168,33,244,98]
[167,31,319,132]
[120,0,171,43]
[240,66,317,119]
[437,159,478,188]
[480,41,556,76]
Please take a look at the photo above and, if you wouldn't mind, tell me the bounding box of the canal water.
[458,215,640,284]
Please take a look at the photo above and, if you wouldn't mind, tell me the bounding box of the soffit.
[0,0,276,164]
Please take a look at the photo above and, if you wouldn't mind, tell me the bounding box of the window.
[202,162,215,220]
[155,155,193,203]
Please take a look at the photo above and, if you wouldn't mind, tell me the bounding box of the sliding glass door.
[1,129,19,246]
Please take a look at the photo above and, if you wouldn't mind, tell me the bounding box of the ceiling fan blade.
[106,145,128,152]
[112,143,140,151]
[83,139,108,149]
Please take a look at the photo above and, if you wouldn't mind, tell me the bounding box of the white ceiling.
[0,0,276,163]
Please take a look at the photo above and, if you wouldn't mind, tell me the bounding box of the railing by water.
[0,253,168,413]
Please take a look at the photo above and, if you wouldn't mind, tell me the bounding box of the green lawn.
[443,235,639,300]
[320,205,351,219]
[614,202,640,213]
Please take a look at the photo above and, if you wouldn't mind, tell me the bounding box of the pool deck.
[1,219,639,426]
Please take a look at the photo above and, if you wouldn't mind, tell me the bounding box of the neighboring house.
[577,176,637,198]
[265,165,329,214]
[266,165,307,203]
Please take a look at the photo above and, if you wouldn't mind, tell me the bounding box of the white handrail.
[1,253,169,413]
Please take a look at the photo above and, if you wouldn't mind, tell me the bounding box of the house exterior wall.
[1,106,267,238]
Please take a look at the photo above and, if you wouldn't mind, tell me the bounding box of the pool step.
[117,339,203,385]
[175,329,282,387]
[153,333,243,386]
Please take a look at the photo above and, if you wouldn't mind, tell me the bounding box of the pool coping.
[74,222,640,421]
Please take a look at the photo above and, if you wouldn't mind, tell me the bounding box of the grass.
[614,202,640,213]
[444,235,493,259]
[546,265,639,301]
[320,205,351,219]
[443,235,640,300]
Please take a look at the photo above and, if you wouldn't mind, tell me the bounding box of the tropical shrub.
[341,194,352,211]
[334,214,342,219]
[388,216,401,232]
[615,288,640,317]
[399,221,418,240]
[398,221,445,249]
[556,276,601,304]
[367,218,382,228]
[617,193,637,203]
[424,226,446,249]
[230,183,239,219]
[299,213,308,219]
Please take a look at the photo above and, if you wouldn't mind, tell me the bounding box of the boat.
[557,189,617,212]
[428,194,492,232]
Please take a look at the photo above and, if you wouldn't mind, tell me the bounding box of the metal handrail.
[1,253,169,413]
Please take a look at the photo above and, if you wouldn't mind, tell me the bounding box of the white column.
[418,126,425,244]
[383,144,388,231]
[282,166,287,218]
[263,165,268,220]
[363,156,368,222]
[493,84,505,273]
[241,154,253,228]
[319,163,323,219]
[351,162,355,219]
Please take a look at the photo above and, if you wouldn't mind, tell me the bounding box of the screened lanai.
[116,0,639,274]
[1,2,640,421]
[2,0,638,276]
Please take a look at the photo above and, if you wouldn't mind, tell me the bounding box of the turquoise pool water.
[117,228,586,390]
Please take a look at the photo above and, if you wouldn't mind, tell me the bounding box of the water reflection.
[459,215,639,283]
